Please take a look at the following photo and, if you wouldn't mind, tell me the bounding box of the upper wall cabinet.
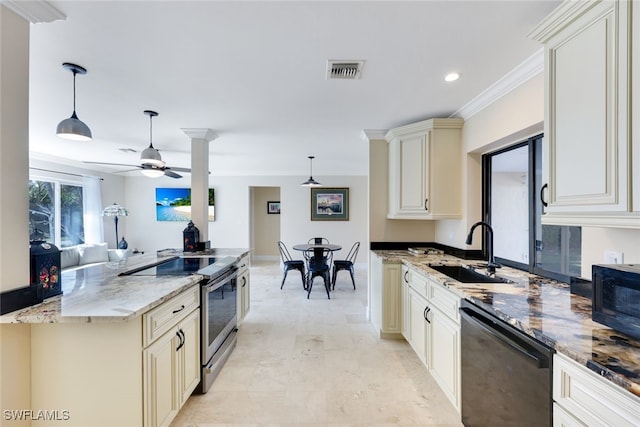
[530,0,639,227]
[385,118,463,220]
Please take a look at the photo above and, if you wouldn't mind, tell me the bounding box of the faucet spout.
[465,221,501,273]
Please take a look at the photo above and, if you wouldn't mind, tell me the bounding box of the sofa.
[61,243,131,272]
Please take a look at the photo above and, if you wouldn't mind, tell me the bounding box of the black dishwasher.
[460,300,553,427]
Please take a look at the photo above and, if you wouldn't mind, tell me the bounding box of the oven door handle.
[460,307,548,368]
[206,267,239,291]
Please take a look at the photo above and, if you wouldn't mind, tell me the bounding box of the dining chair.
[308,237,329,244]
[278,241,306,290]
[304,248,332,299]
[331,241,360,290]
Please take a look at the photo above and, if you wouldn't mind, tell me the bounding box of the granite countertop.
[372,250,640,399]
[0,249,249,324]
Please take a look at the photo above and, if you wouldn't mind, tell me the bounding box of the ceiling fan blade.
[167,166,191,173]
[83,161,142,169]
[164,170,183,179]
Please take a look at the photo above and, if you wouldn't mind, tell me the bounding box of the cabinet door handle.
[404,271,409,283]
[175,330,184,352]
[424,198,429,212]
[242,277,247,287]
[172,304,185,314]
[424,306,431,324]
[540,183,548,208]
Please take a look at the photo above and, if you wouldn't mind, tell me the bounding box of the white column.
[182,128,217,247]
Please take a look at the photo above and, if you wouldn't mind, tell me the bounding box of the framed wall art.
[310,187,349,221]
[155,188,215,221]
[267,201,281,214]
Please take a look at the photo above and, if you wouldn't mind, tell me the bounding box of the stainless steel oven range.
[122,255,239,394]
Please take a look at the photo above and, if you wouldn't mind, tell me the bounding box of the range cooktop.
[121,256,236,278]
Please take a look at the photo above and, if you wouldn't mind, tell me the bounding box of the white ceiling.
[22,0,560,178]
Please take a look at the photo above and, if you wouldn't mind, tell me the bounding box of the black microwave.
[592,264,640,339]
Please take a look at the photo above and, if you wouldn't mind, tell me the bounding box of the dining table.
[292,243,342,262]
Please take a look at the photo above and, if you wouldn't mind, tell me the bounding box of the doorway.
[250,186,281,261]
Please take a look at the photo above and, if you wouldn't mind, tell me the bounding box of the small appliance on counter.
[592,264,640,339]
[183,220,200,252]
[29,240,62,299]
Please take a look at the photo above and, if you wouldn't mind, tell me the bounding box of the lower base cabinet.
[407,286,429,366]
[369,252,402,338]
[428,304,459,410]
[553,353,640,426]
[237,253,251,322]
[143,308,200,427]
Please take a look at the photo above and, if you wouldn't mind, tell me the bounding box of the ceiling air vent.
[327,60,365,80]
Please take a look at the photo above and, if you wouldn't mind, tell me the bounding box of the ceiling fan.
[84,110,190,178]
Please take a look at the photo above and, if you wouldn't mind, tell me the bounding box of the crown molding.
[360,129,387,142]
[181,128,218,142]
[2,0,65,23]
[452,48,544,120]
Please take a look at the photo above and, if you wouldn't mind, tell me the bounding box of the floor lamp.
[102,203,129,249]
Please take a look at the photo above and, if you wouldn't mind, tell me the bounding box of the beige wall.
[436,74,545,251]
[0,5,31,424]
[368,138,435,242]
[252,186,280,258]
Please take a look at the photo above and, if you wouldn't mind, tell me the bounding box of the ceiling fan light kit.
[301,155,322,187]
[56,62,92,141]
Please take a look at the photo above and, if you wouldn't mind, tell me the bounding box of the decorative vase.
[118,237,128,249]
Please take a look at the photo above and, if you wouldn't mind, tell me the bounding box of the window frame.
[482,134,580,284]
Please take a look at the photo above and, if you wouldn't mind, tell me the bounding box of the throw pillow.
[60,246,80,268]
[78,243,109,265]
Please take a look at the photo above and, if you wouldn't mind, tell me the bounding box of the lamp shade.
[56,112,92,141]
[102,203,129,217]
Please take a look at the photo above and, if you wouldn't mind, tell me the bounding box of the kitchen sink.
[427,264,513,284]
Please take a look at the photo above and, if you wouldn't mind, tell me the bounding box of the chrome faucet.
[465,221,501,274]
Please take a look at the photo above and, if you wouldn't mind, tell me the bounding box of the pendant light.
[56,63,92,141]
[140,110,165,169]
[301,155,322,187]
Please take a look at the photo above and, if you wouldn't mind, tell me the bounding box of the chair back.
[346,241,360,263]
[278,241,293,262]
[304,248,331,271]
[308,237,329,244]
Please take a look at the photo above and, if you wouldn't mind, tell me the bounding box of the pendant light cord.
[149,114,154,148]
[72,70,77,114]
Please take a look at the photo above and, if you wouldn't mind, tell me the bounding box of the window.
[29,179,85,247]
[483,134,581,281]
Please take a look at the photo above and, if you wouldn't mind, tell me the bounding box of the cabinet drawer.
[428,279,459,322]
[143,285,200,347]
[408,270,429,299]
[554,353,640,426]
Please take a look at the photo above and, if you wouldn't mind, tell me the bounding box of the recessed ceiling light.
[445,72,460,82]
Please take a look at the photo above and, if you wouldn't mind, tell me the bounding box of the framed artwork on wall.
[267,201,281,214]
[311,187,349,221]
[155,188,215,221]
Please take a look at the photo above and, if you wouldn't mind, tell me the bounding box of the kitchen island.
[372,249,640,424]
[0,248,249,427]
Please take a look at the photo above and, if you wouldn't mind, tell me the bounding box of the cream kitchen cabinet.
[385,118,463,220]
[401,265,410,339]
[553,353,640,426]
[369,252,403,338]
[236,253,250,322]
[426,277,460,411]
[143,284,200,427]
[403,264,461,411]
[530,0,640,227]
[143,307,200,427]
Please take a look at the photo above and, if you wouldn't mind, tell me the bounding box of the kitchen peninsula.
[0,248,249,427]
[371,249,640,425]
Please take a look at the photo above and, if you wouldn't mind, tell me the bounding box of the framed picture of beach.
[155,188,215,221]
[310,187,349,221]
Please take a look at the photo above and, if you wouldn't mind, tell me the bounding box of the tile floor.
[170,260,463,427]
